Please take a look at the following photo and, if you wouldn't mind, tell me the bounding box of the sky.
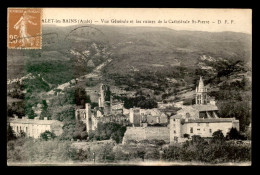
[42,8,252,34]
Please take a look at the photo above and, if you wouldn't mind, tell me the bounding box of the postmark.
[7,8,42,49]
[65,25,108,44]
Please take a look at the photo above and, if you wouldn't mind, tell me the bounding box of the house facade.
[9,116,63,139]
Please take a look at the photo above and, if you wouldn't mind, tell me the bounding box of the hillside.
[8,24,251,79]
[7,24,251,116]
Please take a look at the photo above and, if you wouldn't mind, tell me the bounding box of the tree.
[40,131,56,141]
[89,122,127,143]
[81,132,88,140]
[74,87,91,106]
[40,100,51,119]
[7,124,16,141]
[226,128,239,140]
[226,128,246,140]
[212,130,225,143]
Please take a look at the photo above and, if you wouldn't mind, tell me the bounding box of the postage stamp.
[7,8,42,49]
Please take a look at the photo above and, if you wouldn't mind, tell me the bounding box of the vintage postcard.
[7,8,252,166]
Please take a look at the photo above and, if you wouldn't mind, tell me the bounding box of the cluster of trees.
[72,121,88,140]
[40,131,56,141]
[7,82,25,99]
[7,102,25,118]
[210,78,251,132]
[120,95,158,109]
[88,122,127,143]
[74,87,91,107]
[162,132,250,163]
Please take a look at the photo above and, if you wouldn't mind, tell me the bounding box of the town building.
[75,84,129,133]
[129,107,168,126]
[8,116,63,139]
[169,76,239,143]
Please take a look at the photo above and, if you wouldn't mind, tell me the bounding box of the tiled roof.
[185,118,237,123]
[192,104,218,111]
[8,118,62,125]
[171,115,182,119]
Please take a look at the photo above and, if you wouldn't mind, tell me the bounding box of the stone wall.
[122,126,170,144]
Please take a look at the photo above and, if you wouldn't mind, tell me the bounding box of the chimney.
[44,117,48,120]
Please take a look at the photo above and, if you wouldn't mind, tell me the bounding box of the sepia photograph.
[6,8,252,166]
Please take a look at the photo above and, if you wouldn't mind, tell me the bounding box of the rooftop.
[185,118,237,123]
[192,104,218,112]
[8,118,62,125]
[171,115,182,119]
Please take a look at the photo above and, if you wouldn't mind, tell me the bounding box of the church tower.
[195,76,207,105]
[98,84,111,115]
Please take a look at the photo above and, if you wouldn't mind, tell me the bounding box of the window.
[190,127,193,133]
[174,130,176,134]
[197,128,200,131]
[209,129,212,133]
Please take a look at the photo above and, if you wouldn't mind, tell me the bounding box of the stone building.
[75,84,129,133]
[8,116,63,139]
[169,77,240,143]
[98,84,112,115]
[129,107,141,126]
[129,107,168,126]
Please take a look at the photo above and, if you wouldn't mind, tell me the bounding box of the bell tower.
[195,76,207,105]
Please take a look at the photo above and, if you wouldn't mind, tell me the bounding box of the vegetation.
[74,87,91,107]
[162,135,250,163]
[7,138,73,163]
[122,95,158,109]
[40,131,56,141]
[88,122,127,143]
[226,128,246,140]
[211,78,251,132]
[7,124,16,141]
[7,130,251,164]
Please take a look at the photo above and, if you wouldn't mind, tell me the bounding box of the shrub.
[226,128,246,140]
[40,130,56,141]
[144,149,160,160]
[212,130,225,143]
[89,122,127,143]
[7,124,16,141]
[81,132,88,140]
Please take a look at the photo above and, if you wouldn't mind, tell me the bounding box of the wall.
[122,126,170,144]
